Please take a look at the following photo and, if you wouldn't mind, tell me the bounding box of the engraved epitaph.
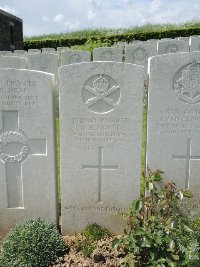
[0,111,46,208]
[83,147,118,203]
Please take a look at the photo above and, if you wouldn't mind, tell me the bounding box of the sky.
[0,0,200,37]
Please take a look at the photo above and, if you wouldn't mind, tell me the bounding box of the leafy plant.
[82,223,110,241]
[74,223,110,257]
[0,218,65,267]
[113,167,200,267]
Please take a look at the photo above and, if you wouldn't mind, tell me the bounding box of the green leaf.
[112,238,120,249]
[172,254,180,261]
[134,200,143,212]
[182,189,193,198]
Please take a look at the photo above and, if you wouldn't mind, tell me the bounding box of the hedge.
[24,27,200,50]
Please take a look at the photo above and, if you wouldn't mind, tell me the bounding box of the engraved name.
[152,108,200,134]
[72,117,130,144]
[0,79,38,107]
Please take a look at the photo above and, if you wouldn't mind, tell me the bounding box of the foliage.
[82,223,110,241]
[112,168,200,267]
[23,20,200,50]
[24,19,200,41]
[0,218,65,267]
[74,223,110,257]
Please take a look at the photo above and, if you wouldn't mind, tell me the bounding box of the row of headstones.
[1,35,200,78]
[0,51,200,236]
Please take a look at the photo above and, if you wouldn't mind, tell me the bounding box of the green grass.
[24,19,200,41]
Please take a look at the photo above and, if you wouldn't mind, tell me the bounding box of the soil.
[50,234,125,267]
[0,233,125,267]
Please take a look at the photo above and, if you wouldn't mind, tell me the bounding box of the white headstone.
[0,51,12,56]
[27,53,58,75]
[0,56,27,69]
[190,36,200,52]
[0,69,57,235]
[60,50,91,66]
[28,49,41,53]
[125,43,157,67]
[146,52,200,213]
[93,47,123,62]
[158,40,189,55]
[42,48,56,53]
[59,62,144,234]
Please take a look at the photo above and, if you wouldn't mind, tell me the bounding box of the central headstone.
[146,52,200,213]
[59,62,144,234]
[0,69,57,235]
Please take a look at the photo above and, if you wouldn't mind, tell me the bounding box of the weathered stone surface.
[60,50,91,66]
[42,48,56,53]
[0,69,58,236]
[59,62,144,234]
[146,52,200,213]
[157,40,189,55]
[27,53,58,75]
[28,49,41,53]
[0,56,27,68]
[125,42,157,67]
[93,47,123,62]
[190,36,200,52]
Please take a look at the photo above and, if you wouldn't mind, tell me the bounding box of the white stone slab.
[190,36,200,52]
[125,43,157,67]
[27,53,58,75]
[14,50,27,54]
[146,52,200,213]
[60,50,91,66]
[0,56,27,69]
[0,69,58,235]
[28,49,41,53]
[59,62,144,234]
[93,47,123,62]
[0,51,12,56]
[157,40,189,55]
[42,48,56,53]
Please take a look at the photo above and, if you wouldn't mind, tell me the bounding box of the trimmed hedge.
[24,27,200,50]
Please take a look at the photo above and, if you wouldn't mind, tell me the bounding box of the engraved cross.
[82,147,118,203]
[172,138,200,188]
[0,111,47,208]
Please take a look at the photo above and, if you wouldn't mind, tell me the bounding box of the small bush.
[82,223,110,241]
[74,223,110,257]
[0,218,65,267]
[113,168,200,267]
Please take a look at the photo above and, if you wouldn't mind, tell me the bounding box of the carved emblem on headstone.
[69,54,82,64]
[101,51,114,61]
[166,44,179,54]
[174,61,200,104]
[133,47,147,62]
[82,74,120,114]
[0,130,29,163]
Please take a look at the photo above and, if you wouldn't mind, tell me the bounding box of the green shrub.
[0,218,65,267]
[82,223,110,241]
[113,168,200,267]
[24,26,200,50]
[74,223,110,257]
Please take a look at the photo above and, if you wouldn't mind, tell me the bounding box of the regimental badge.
[82,74,120,114]
[174,60,200,104]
